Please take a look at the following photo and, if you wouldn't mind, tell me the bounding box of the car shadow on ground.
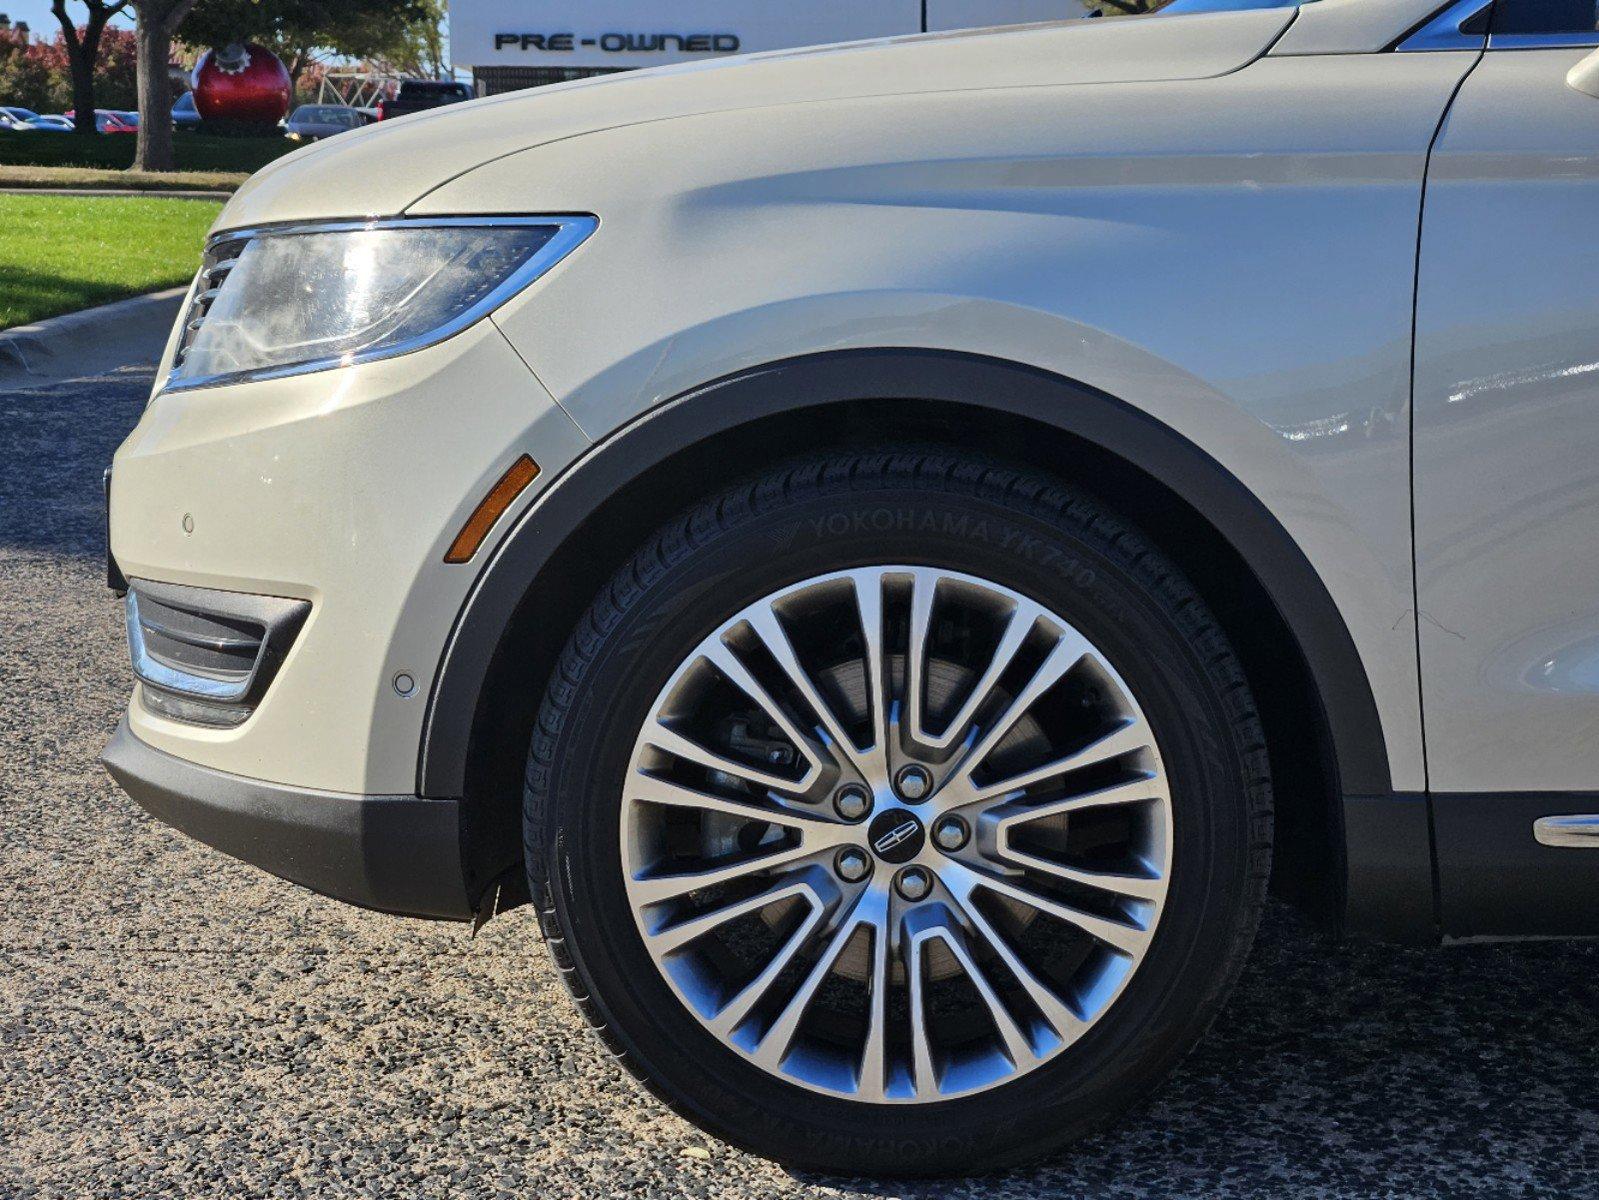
[791,901,1597,1197]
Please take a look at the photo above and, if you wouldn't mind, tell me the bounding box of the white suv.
[104,0,1599,1174]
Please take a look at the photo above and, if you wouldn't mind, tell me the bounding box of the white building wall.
[451,0,1092,72]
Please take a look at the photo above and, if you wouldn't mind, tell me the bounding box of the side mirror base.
[1566,47,1599,99]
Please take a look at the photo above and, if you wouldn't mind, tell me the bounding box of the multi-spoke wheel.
[623,566,1171,1103]
[525,451,1270,1175]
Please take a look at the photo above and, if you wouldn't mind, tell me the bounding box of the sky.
[3,2,135,36]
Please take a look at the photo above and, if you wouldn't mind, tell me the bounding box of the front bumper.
[102,718,474,920]
[109,316,588,796]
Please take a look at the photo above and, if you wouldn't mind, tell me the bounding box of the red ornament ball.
[192,43,292,124]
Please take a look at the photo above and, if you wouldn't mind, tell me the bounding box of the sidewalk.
[0,163,245,194]
[0,186,233,201]
[0,288,188,393]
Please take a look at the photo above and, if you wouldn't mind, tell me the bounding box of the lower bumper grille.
[127,580,309,727]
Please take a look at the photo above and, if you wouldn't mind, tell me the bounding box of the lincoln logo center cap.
[868,810,926,863]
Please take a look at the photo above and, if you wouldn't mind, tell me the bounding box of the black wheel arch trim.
[418,348,1394,802]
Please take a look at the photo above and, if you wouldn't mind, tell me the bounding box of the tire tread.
[522,446,1273,1170]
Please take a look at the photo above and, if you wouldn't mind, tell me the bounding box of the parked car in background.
[23,115,74,132]
[375,79,472,120]
[64,109,138,134]
[0,105,40,130]
[104,0,1599,1178]
[172,92,202,131]
[284,104,367,141]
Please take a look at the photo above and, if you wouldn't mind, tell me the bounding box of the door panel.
[1414,48,1599,793]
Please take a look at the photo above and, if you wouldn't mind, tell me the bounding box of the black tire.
[524,449,1271,1176]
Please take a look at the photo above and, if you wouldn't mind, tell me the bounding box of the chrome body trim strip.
[1532,814,1599,848]
[1490,31,1599,48]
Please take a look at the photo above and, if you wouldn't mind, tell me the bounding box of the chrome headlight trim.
[159,214,598,396]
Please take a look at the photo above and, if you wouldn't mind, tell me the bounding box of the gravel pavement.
[2,368,1596,1199]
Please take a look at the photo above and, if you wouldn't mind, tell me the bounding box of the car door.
[1413,0,1599,936]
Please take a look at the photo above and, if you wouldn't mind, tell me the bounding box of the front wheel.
[524,450,1271,1175]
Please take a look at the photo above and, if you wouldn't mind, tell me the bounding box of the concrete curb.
[0,186,234,200]
[0,287,188,390]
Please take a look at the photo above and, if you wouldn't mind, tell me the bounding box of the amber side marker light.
[444,454,540,564]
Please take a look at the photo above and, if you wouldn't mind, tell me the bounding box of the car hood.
[218,8,1295,231]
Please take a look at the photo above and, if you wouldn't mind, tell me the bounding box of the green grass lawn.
[0,129,296,174]
[0,194,220,329]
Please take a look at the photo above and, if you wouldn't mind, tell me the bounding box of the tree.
[0,20,134,114]
[128,0,196,170]
[0,21,56,112]
[49,0,128,134]
[182,0,433,93]
[88,24,138,108]
[365,0,447,81]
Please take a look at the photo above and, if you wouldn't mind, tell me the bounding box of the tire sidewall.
[535,469,1257,1173]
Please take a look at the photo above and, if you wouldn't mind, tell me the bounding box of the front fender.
[418,348,1393,806]
[414,56,1471,798]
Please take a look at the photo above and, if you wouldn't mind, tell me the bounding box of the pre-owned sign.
[451,1,1084,70]
[490,32,744,55]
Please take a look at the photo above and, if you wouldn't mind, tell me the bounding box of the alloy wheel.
[620,566,1172,1103]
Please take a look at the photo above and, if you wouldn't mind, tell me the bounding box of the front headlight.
[163,216,596,392]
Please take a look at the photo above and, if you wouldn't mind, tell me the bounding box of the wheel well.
[463,399,1344,927]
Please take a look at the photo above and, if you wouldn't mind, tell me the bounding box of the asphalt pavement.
[1,366,1595,1198]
